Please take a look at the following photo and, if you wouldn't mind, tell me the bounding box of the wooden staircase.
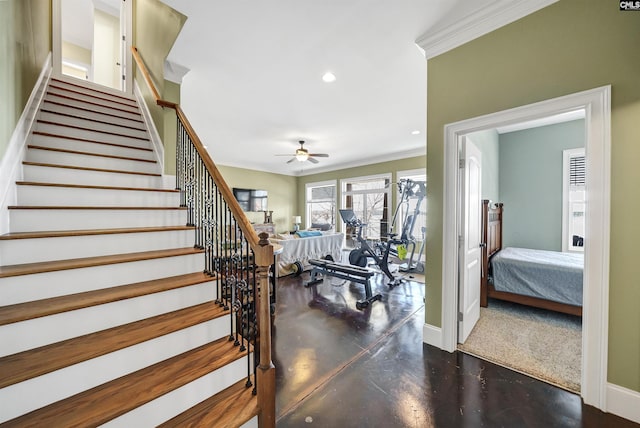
[0,77,259,427]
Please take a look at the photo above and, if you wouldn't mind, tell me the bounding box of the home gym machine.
[342,178,426,279]
[305,258,381,309]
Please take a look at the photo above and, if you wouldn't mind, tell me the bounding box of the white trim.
[422,323,442,349]
[295,147,425,177]
[416,0,559,59]
[52,0,133,95]
[562,147,586,253]
[164,60,190,85]
[134,80,165,172]
[0,55,52,236]
[304,179,338,230]
[438,86,611,410]
[606,383,640,424]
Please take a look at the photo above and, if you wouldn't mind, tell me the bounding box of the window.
[341,174,391,246]
[562,148,585,252]
[305,181,336,231]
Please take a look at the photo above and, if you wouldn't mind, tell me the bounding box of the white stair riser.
[26,148,160,175]
[41,101,146,130]
[29,133,156,161]
[38,111,149,139]
[0,316,233,423]
[44,93,142,122]
[1,230,193,265]
[9,208,187,232]
[0,282,218,357]
[16,185,179,207]
[0,253,206,305]
[23,164,163,188]
[35,122,151,150]
[47,88,139,113]
[103,356,251,428]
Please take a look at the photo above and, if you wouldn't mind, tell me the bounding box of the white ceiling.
[161,1,497,176]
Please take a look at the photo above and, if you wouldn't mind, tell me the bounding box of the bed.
[270,232,344,277]
[480,200,583,316]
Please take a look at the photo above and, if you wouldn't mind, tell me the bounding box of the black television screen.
[233,188,268,212]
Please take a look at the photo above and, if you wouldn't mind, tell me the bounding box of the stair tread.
[23,161,161,176]
[32,131,153,152]
[0,247,203,278]
[46,91,141,116]
[28,144,157,163]
[40,108,147,132]
[0,303,232,392]
[48,83,138,109]
[37,119,149,141]
[43,99,144,124]
[15,181,178,193]
[50,78,137,103]
[0,272,215,326]
[0,225,193,240]
[159,378,258,428]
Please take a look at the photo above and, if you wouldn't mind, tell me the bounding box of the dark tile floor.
[273,271,639,428]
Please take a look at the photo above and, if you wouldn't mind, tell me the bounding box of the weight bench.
[305,259,381,309]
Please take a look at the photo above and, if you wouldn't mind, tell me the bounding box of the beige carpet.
[458,299,582,393]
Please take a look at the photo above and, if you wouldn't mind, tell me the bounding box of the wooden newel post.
[255,232,275,428]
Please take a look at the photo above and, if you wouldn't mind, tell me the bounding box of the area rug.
[458,299,582,393]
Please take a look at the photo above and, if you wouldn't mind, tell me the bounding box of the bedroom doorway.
[440,86,611,410]
[456,122,584,392]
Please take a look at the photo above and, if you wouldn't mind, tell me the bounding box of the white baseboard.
[607,383,640,424]
[134,80,164,172]
[422,323,443,349]
[0,53,52,235]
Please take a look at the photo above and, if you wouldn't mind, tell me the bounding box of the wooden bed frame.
[480,200,582,317]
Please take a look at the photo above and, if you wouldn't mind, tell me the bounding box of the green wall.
[0,0,51,160]
[218,165,298,233]
[468,129,499,202]
[297,156,426,231]
[499,120,584,251]
[426,0,640,391]
[133,0,186,175]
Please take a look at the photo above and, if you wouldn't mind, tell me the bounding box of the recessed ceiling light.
[322,72,336,83]
[411,130,420,135]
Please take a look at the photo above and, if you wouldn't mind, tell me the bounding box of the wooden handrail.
[130,46,259,248]
[131,45,275,428]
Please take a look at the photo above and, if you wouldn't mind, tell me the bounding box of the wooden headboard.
[480,200,503,307]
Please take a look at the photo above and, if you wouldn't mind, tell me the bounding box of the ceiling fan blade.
[287,157,296,164]
[309,153,329,157]
[307,157,319,164]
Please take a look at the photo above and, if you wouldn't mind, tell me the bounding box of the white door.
[458,138,482,343]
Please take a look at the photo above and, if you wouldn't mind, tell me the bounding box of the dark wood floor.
[273,270,638,428]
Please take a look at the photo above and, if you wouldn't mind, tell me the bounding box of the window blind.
[570,155,585,186]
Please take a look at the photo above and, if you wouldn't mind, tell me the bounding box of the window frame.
[562,148,586,252]
[305,180,337,231]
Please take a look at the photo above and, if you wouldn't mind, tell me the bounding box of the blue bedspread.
[490,247,584,307]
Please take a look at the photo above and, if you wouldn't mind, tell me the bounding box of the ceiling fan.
[276,140,329,164]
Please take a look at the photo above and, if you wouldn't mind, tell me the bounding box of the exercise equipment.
[305,258,381,309]
[388,178,426,273]
[340,208,403,286]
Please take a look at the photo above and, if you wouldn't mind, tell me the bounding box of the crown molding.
[164,60,190,84]
[416,0,559,60]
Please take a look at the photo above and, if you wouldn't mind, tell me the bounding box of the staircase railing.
[131,47,275,428]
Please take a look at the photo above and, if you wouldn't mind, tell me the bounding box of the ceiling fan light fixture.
[296,151,309,162]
